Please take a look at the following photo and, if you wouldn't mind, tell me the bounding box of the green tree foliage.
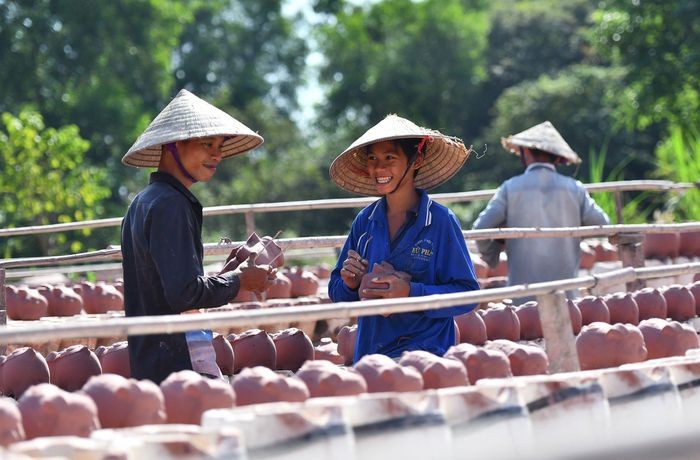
[654,127,700,221]
[0,109,110,257]
[590,0,700,131]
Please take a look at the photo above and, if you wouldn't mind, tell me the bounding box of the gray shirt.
[472,163,610,299]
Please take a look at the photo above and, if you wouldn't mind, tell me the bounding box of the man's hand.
[340,249,368,290]
[361,271,411,299]
[236,253,276,296]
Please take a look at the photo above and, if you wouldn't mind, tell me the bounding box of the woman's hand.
[361,272,411,299]
[340,249,368,290]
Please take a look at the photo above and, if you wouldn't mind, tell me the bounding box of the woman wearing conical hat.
[472,121,610,302]
[121,89,275,383]
[328,114,480,363]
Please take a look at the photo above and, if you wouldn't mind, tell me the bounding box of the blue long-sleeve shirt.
[328,189,480,362]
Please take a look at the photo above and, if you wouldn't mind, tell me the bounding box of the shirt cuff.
[222,272,241,301]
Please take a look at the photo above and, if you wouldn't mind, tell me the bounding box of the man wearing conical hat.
[328,114,480,362]
[473,121,609,301]
[121,89,275,383]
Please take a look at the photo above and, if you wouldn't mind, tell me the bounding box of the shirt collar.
[369,189,432,227]
[526,162,556,173]
[149,171,200,205]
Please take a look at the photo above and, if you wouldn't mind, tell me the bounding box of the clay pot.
[515,301,542,340]
[220,232,285,274]
[487,252,508,278]
[265,272,292,299]
[454,311,488,345]
[160,370,235,425]
[632,287,668,320]
[313,338,345,365]
[353,354,423,393]
[470,254,489,280]
[5,286,48,320]
[358,261,411,300]
[0,397,24,446]
[312,263,332,280]
[272,328,314,372]
[679,231,700,257]
[284,267,320,298]
[82,374,166,428]
[689,282,700,316]
[295,360,367,397]
[228,329,276,373]
[398,350,469,389]
[36,285,83,317]
[661,285,696,321]
[337,324,358,366]
[95,341,130,378]
[232,366,309,406]
[1,348,50,399]
[113,279,124,296]
[480,304,520,342]
[17,383,100,439]
[603,293,640,325]
[444,343,512,384]
[575,296,610,325]
[485,340,549,376]
[591,240,619,262]
[212,333,235,376]
[80,282,124,314]
[579,242,597,269]
[567,299,583,335]
[644,233,680,260]
[576,322,647,370]
[46,345,102,392]
[638,318,700,360]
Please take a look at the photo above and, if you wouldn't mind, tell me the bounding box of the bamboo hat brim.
[500,120,581,164]
[122,89,264,168]
[329,114,470,196]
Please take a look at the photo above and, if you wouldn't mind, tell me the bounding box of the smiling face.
[366,140,417,195]
[159,135,227,187]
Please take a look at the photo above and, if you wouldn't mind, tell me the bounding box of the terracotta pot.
[1,348,50,399]
[679,231,700,257]
[312,263,332,280]
[46,345,102,392]
[265,272,292,299]
[220,232,285,274]
[470,254,489,280]
[160,370,235,425]
[313,338,345,365]
[579,242,597,269]
[336,324,357,366]
[228,329,276,373]
[632,287,668,320]
[480,304,520,342]
[515,301,542,340]
[689,282,700,316]
[661,285,696,321]
[454,311,488,345]
[487,252,508,278]
[36,285,83,317]
[0,397,25,446]
[576,322,647,370]
[638,318,700,359]
[272,328,314,372]
[82,374,166,428]
[17,383,100,439]
[95,341,130,378]
[644,233,680,260]
[444,343,512,384]
[358,261,410,300]
[113,279,124,296]
[398,350,468,389]
[5,286,48,321]
[567,299,583,335]
[80,282,124,314]
[591,240,619,262]
[603,293,640,325]
[232,366,309,406]
[212,333,234,376]
[485,340,549,376]
[295,360,367,397]
[353,354,423,393]
[284,267,320,298]
[575,296,610,325]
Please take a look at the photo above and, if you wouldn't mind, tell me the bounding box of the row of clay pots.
[644,231,700,260]
[4,282,124,320]
[232,266,321,302]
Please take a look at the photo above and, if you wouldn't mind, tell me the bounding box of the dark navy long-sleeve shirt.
[328,189,480,362]
[121,171,240,383]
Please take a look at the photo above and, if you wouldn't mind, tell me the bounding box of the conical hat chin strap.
[165,143,198,184]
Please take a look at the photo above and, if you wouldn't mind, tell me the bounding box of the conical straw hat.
[501,121,581,164]
[122,89,264,167]
[329,114,470,196]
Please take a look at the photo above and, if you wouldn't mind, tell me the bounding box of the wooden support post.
[610,233,645,292]
[537,291,580,374]
[0,268,6,356]
[245,211,256,236]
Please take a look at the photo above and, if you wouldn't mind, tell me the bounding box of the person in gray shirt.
[473,121,610,301]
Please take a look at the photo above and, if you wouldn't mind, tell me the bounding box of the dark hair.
[529,148,562,165]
